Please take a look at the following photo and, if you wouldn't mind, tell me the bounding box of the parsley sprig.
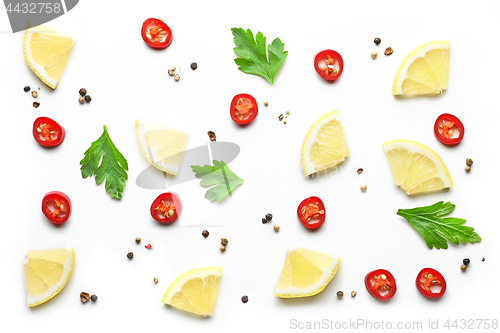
[80,125,128,199]
[397,201,482,249]
[191,160,243,202]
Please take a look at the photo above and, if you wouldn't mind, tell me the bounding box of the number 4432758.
[444,319,498,330]
[5,2,62,14]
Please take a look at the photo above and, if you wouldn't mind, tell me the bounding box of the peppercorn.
[174,74,180,81]
[202,230,209,238]
[337,291,344,299]
[168,69,174,76]
[78,97,85,104]
[221,238,228,245]
[24,86,30,92]
[460,264,467,272]
[220,245,226,252]
[265,213,273,221]
[351,291,357,297]
[357,168,363,174]
[465,166,471,173]
[85,95,91,102]
[33,102,40,108]
[463,258,470,266]
[264,101,268,106]
[278,114,283,121]
[31,91,38,98]
[262,218,267,224]
[135,237,141,243]
[127,252,133,259]
[374,37,381,45]
[207,131,216,141]
[370,51,378,59]
[466,158,473,166]
[274,224,280,232]
[90,294,98,302]
[241,295,249,303]
[384,47,394,56]
[190,62,197,70]
[80,292,90,303]
[79,88,87,96]
[482,257,486,262]
[171,67,176,71]
[154,277,158,284]
[360,184,367,192]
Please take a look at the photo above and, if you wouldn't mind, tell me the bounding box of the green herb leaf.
[80,125,128,199]
[191,160,244,202]
[231,27,288,84]
[397,201,482,249]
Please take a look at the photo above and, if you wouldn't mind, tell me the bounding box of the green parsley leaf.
[80,125,128,199]
[397,201,482,249]
[191,160,244,202]
[231,27,288,84]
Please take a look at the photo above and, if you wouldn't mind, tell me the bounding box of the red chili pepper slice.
[314,50,344,81]
[150,192,182,223]
[230,93,258,125]
[145,244,152,250]
[32,117,66,147]
[416,268,446,299]
[297,196,326,229]
[41,191,72,224]
[141,18,173,49]
[364,269,397,301]
[434,113,465,146]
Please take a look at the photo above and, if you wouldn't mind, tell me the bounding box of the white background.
[1,0,499,332]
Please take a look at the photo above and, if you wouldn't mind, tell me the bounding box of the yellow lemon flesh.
[162,267,222,317]
[383,140,453,195]
[23,25,74,89]
[392,41,450,96]
[301,111,350,176]
[24,247,75,307]
[275,247,341,298]
[136,120,188,175]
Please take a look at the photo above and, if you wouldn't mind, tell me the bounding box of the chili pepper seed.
[154,277,158,284]
[24,86,30,92]
[221,238,228,245]
[207,131,216,141]
[135,237,141,243]
[279,114,284,121]
[90,294,98,302]
[374,37,381,45]
[127,252,133,259]
[202,230,209,238]
[384,47,394,56]
[337,291,344,299]
[482,257,486,262]
[168,69,174,76]
[357,168,363,174]
[33,102,40,108]
[80,292,90,303]
[85,95,92,103]
[174,74,180,81]
[78,97,85,104]
[32,91,38,98]
[241,295,249,303]
[190,62,197,70]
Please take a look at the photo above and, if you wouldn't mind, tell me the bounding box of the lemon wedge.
[392,41,450,96]
[301,111,350,176]
[383,140,453,195]
[23,25,74,89]
[136,120,188,175]
[275,247,341,298]
[24,247,75,307]
[162,267,222,317]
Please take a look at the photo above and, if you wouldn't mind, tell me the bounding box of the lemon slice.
[23,25,75,89]
[383,140,453,195]
[392,41,450,96]
[24,247,75,307]
[135,120,188,175]
[301,111,350,176]
[162,267,222,317]
[275,247,341,298]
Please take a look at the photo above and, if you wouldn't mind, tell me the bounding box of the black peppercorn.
[202,230,209,238]
[374,37,381,45]
[24,86,30,92]
[84,95,92,102]
[463,258,470,266]
[265,213,273,221]
[90,294,98,302]
[191,62,197,70]
[79,88,87,96]
[241,295,248,303]
[127,252,133,259]
[262,218,267,224]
